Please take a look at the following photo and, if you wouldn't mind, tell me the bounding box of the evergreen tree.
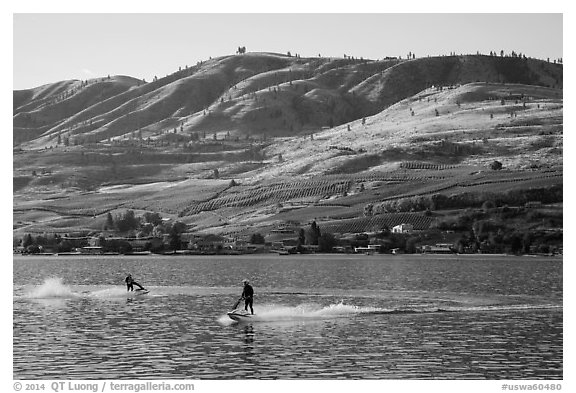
[250,233,265,244]
[298,228,306,245]
[309,221,321,245]
[318,233,336,252]
[490,160,503,170]
[169,227,182,250]
[115,210,139,232]
[143,212,163,226]
[22,234,34,248]
[105,212,114,230]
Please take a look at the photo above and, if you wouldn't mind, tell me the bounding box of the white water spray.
[219,301,387,324]
[26,277,77,299]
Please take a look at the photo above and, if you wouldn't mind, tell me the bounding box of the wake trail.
[19,280,561,317]
[218,301,563,325]
[20,277,152,300]
[219,302,406,325]
[24,277,79,299]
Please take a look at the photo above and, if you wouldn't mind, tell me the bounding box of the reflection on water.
[13,255,562,379]
[243,325,255,344]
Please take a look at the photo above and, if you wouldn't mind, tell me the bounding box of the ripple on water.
[13,256,563,379]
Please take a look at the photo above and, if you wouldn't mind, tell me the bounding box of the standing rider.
[125,274,146,291]
[241,279,254,314]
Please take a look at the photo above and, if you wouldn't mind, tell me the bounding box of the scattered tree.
[298,228,306,246]
[22,234,33,248]
[309,221,321,245]
[143,212,163,226]
[105,212,114,230]
[250,233,265,244]
[490,160,503,170]
[115,210,140,232]
[318,233,337,253]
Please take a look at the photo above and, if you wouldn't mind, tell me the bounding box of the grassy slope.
[13,54,563,238]
[259,82,562,178]
[14,54,562,148]
[13,84,562,238]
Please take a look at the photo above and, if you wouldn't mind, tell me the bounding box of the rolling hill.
[13,52,563,240]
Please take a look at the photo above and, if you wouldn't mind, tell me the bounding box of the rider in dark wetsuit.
[241,279,254,314]
[125,274,146,291]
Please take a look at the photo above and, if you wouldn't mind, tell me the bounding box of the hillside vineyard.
[13,52,562,256]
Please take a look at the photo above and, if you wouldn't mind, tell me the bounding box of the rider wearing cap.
[241,279,254,314]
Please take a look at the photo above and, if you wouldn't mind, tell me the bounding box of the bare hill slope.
[14,53,562,149]
[258,82,562,178]
[13,53,563,238]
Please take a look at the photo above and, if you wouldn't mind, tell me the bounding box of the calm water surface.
[13,254,562,379]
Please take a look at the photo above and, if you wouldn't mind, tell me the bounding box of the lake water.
[13,254,562,379]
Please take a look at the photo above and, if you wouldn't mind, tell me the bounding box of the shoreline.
[13,252,563,259]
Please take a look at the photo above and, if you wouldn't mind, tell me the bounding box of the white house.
[392,223,414,234]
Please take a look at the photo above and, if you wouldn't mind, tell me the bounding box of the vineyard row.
[181,180,352,216]
[319,213,435,234]
[399,162,460,170]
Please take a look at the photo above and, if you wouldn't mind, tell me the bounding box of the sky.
[13,12,563,90]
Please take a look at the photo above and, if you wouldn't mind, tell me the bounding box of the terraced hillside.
[13,53,563,239]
